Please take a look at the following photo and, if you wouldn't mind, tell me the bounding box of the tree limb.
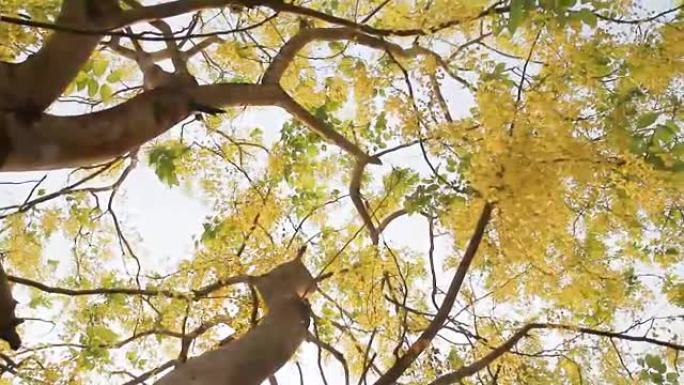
[373,202,493,385]
[0,0,121,111]
[428,322,684,385]
[0,263,22,350]
[8,272,250,300]
[263,27,462,85]
[306,331,350,385]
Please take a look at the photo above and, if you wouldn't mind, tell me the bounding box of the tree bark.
[154,299,310,385]
[154,248,316,385]
[0,263,22,350]
[0,82,379,171]
[0,83,280,171]
[373,203,493,385]
[0,0,122,112]
[1,25,444,172]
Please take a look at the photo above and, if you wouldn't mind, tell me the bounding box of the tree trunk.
[0,84,282,171]
[0,82,376,171]
[154,249,316,384]
[154,299,310,385]
[0,0,122,112]
[0,263,22,350]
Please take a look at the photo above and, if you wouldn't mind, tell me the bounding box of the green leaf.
[375,112,387,131]
[650,371,664,384]
[100,84,113,102]
[654,123,676,144]
[148,141,189,187]
[645,354,662,370]
[76,79,88,91]
[577,9,597,28]
[328,41,344,51]
[447,348,463,368]
[87,79,99,97]
[508,0,525,35]
[629,135,647,154]
[107,69,123,83]
[89,325,119,345]
[664,247,678,256]
[672,143,684,157]
[92,59,108,76]
[636,112,659,128]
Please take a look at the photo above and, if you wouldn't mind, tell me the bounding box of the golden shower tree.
[0,0,682,384]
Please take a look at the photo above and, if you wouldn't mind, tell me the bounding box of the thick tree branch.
[2,1,508,38]
[0,0,506,112]
[1,19,477,172]
[107,36,140,60]
[106,36,223,67]
[183,36,224,59]
[350,160,380,244]
[0,0,122,111]
[377,209,407,235]
[122,360,178,385]
[348,140,421,243]
[349,141,422,244]
[428,324,535,385]
[0,0,259,113]
[115,0,250,26]
[543,323,684,350]
[263,27,462,85]
[373,202,493,385]
[349,158,407,244]
[0,12,276,41]
[0,263,22,350]
[272,2,509,37]
[1,83,267,170]
[153,253,317,385]
[3,80,374,185]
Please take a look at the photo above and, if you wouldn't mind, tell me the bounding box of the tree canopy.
[0,0,682,384]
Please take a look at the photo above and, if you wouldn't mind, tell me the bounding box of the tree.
[0,0,682,383]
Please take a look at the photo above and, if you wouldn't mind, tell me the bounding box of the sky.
[0,0,681,384]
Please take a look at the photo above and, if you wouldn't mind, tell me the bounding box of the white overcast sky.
[0,0,681,383]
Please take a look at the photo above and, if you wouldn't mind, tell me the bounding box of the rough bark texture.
[0,3,387,172]
[0,263,22,350]
[0,84,281,171]
[154,250,316,385]
[0,0,122,112]
[0,0,373,378]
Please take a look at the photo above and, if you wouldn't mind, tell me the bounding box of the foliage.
[0,0,682,384]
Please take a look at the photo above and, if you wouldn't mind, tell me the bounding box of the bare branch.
[593,5,682,25]
[306,331,350,385]
[276,92,380,164]
[350,160,379,245]
[373,202,493,385]
[263,27,468,86]
[121,360,177,385]
[377,209,407,235]
[428,322,684,385]
[8,273,250,300]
